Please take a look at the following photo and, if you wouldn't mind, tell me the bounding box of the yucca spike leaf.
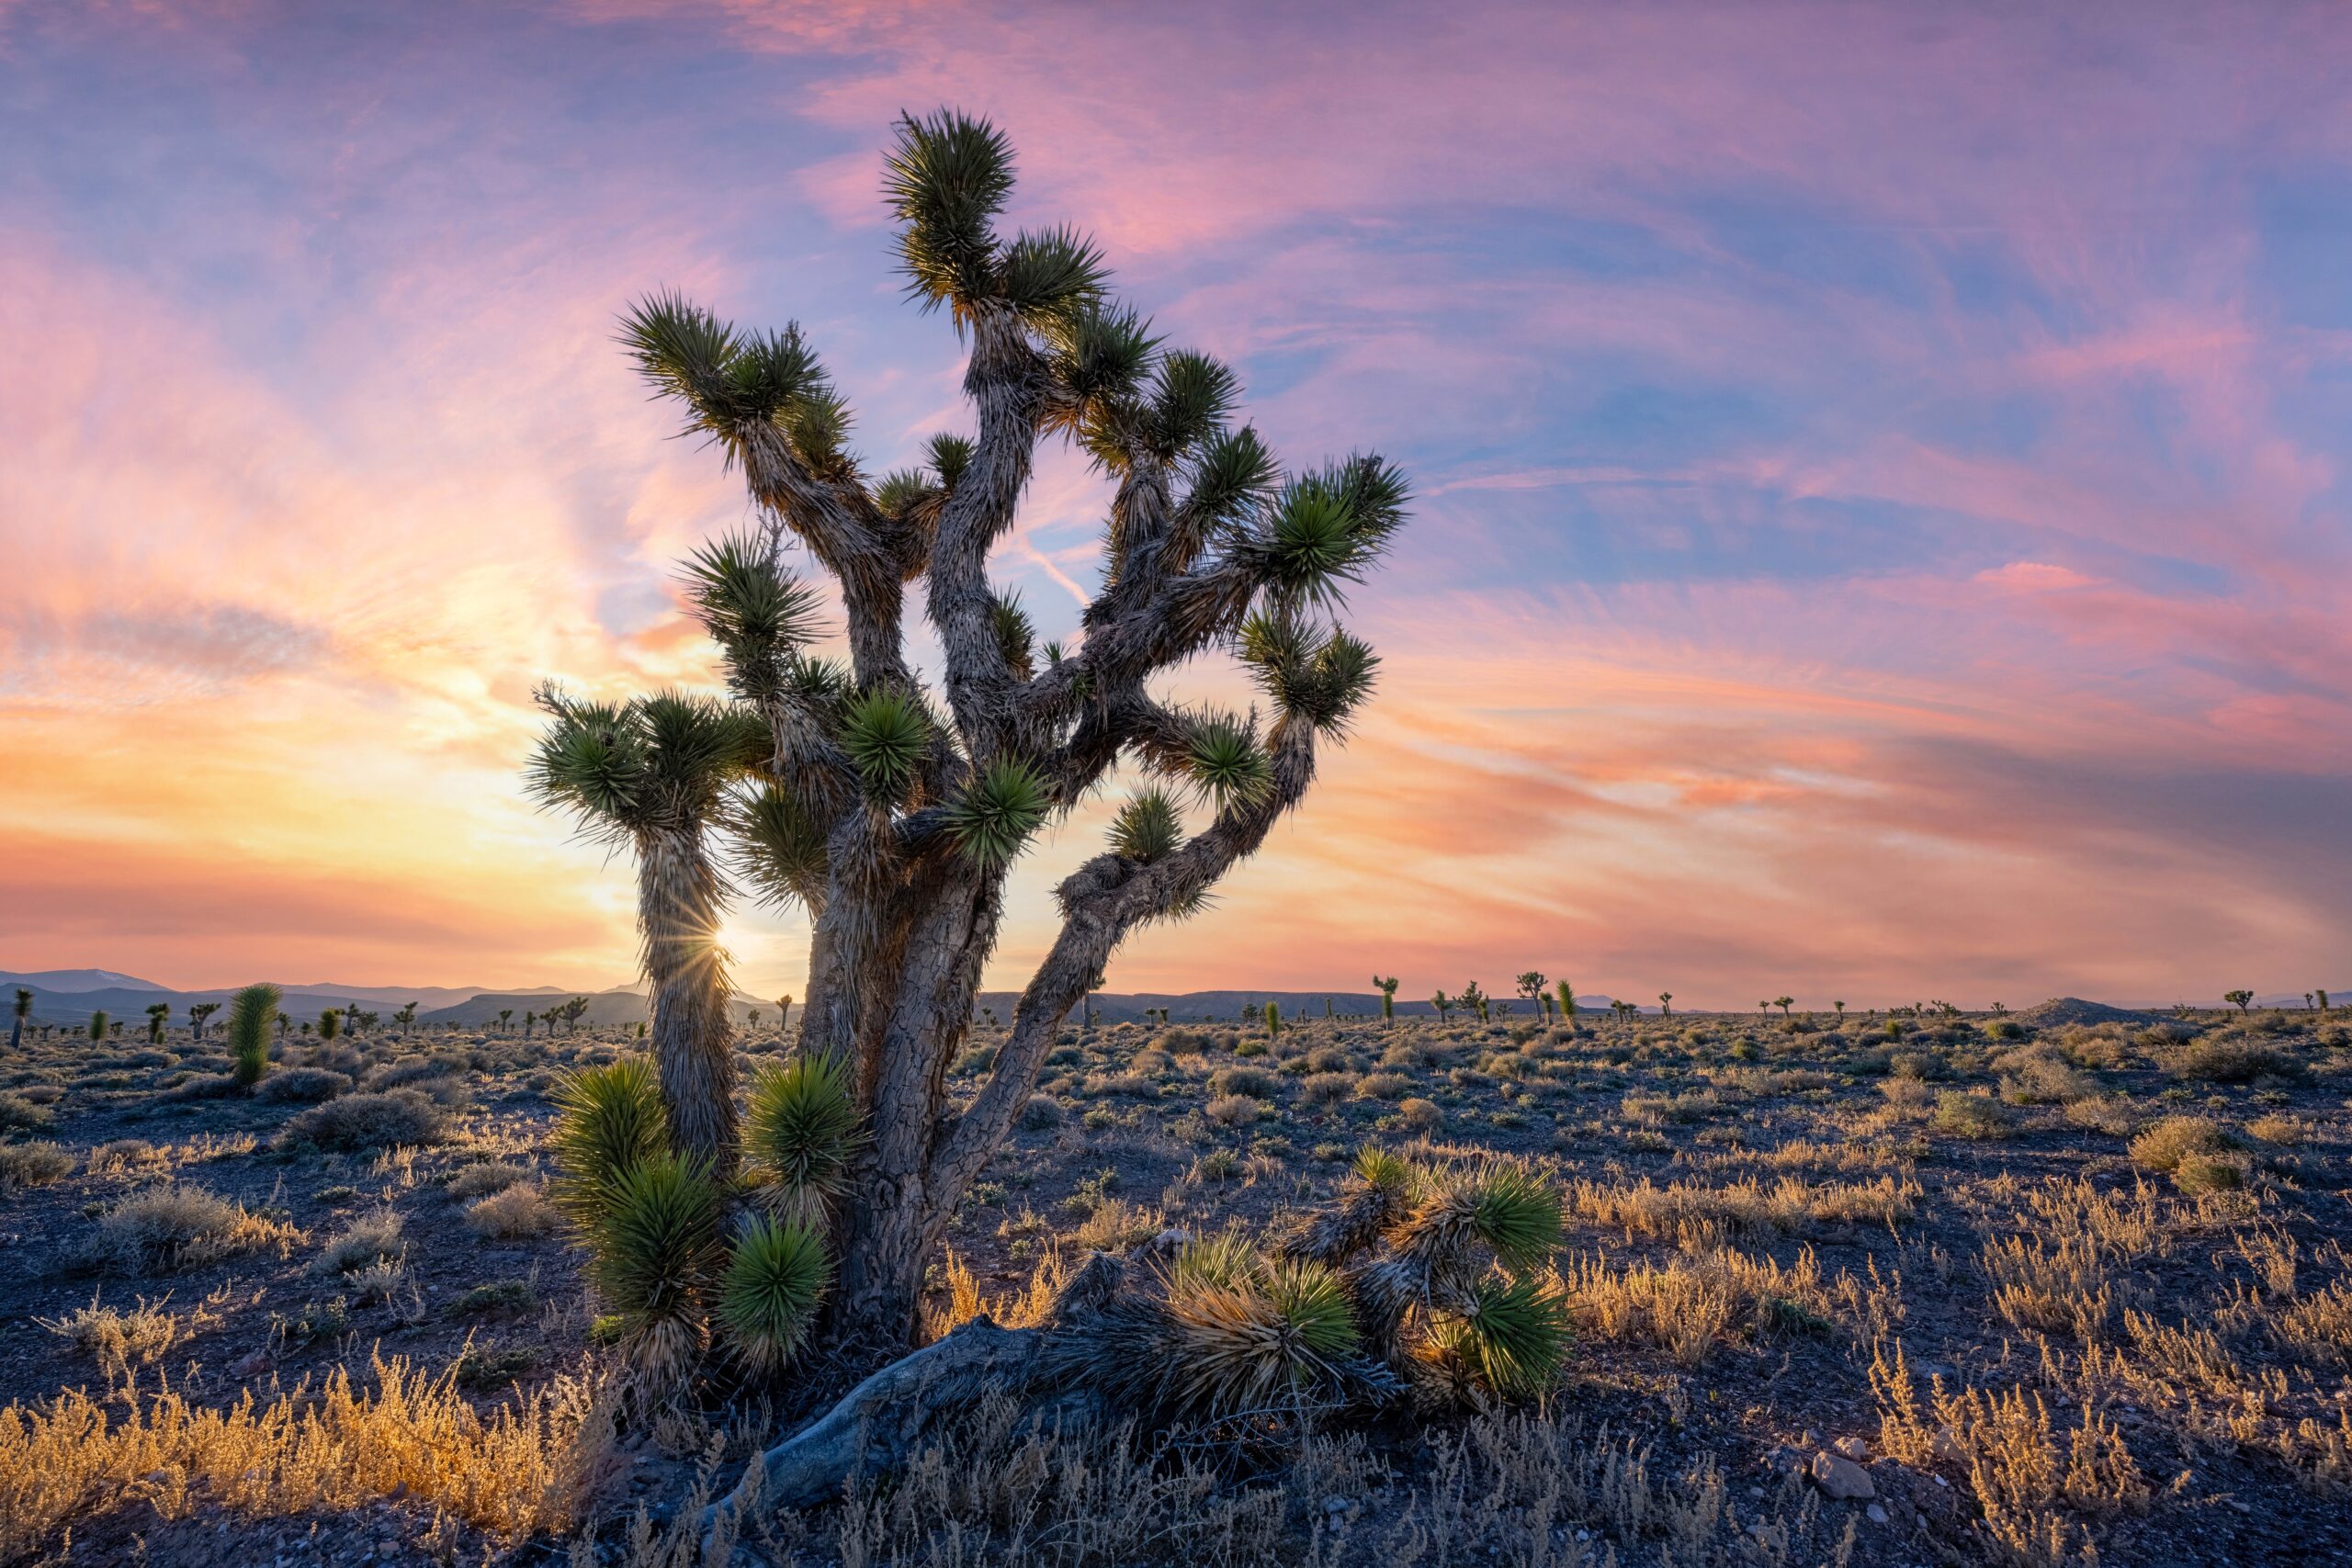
[941,756,1051,871]
[744,1052,865,1226]
[990,589,1036,678]
[585,1149,724,1385]
[1170,1226,1263,1294]
[1469,1163,1562,1272]
[1149,350,1237,457]
[732,781,829,912]
[1265,1258,1360,1359]
[1109,787,1184,863]
[549,1056,669,1226]
[718,1216,832,1374]
[1183,425,1278,532]
[1455,1272,1571,1402]
[873,468,932,520]
[927,432,975,491]
[1182,716,1272,814]
[1000,224,1109,326]
[1353,1145,1417,1196]
[838,687,931,797]
[619,291,739,421]
[883,108,1013,318]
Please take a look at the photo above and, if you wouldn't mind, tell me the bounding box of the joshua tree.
[11,987,31,1052]
[145,1002,170,1044]
[1657,991,1672,1020]
[1515,972,1546,1016]
[393,1002,418,1034]
[188,1001,219,1041]
[569,111,1405,1338]
[1265,999,1281,1037]
[2319,989,2331,1016]
[778,996,795,1034]
[524,1010,537,1038]
[2224,988,2255,1015]
[499,1008,514,1033]
[1430,990,1453,1025]
[276,1011,289,1038]
[1372,975,1400,1027]
[88,1010,108,1042]
[228,983,279,1087]
[750,1009,763,1032]
[1834,999,1847,1021]
[1459,981,1489,1024]
[1774,996,1794,1019]
[318,1008,342,1042]
[2303,992,2314,1011]
[1555,980,1577,1031]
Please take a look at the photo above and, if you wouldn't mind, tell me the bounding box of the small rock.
[1575,1529,1590,1543]
[1322,1495,1350,1516]
[1865,1504,1888,1525]
[1834,1436,1870,1462]
[230,1348,275,1379]
[1809,1450,1876,1501]
[1151,1228,1192,1254]
[1800,1428,1822,1449]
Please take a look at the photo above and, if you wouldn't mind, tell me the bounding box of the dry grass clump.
[447,1160,536,1200]
[1204,1093,1261,1126]
[256,1066,353,1103]
[1353,1070,1416,1100]
[1564,1245,1864,1367]
[2126,1116,2246,1193]
[1395,1097,1442,1132]
[1569,1174,1914,1243]
[277,1089,448,1152]
[2163,1033,2299,1085]
[87,1185,300,1276]
[0,1092,55,1134]
[38,1293,184,1380]
[1207,1066,1278,1100]
[312,1208,406,1276]
[1981,1235,2124,1341]
[0,1140,74,1192]
[1932,1090,2021,1140]
[0,1352,612,1558]
[1872,1341,2145,1565]
[88,1138,167,1177]
[469,1181,559,1238]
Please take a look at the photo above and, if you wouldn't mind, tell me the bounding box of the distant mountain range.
[6,968,2338,1032]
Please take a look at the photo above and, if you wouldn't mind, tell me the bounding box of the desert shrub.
[311,1209,405,1276]
[258,1067,353,1104]
[38,1292,181,1378]
[277,1089,448,1153]
[1299,1072,1355,1105]
[88,1185,297,1274]
[0,1141,74,1192]
[2063,1095,2141,1136]
[1019,1095,1062,1130]
[2247,1114,2307,1146]
[952,1042,998,1075]
[1996,1044,2095,1104]
[453,1279,537,1316]
[1084,1073,1158,1100]
[468,1183,558,1238]
[0,1093,55,1134]
[1354,1071,1416,1100]
[2165,1034,2299,1085]
[2129,1115,2242,1173]
[447,1162,534,1200]
[1396,1097,1442,1132]
[1209,1066,1279,1100]
[1205,1093,1261,1126]
[369,1055,460,1090]
[1931,1090,2019,1140]
[164,1071,243,1102]
[1888,1050,1941,1081]
[88,1139,164,1176]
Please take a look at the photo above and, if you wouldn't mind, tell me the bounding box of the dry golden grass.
[468,1180,559,1237]
[0,1353,613,1557]
[88,1184,300,1275]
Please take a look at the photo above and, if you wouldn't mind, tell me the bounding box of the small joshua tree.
[227,983,280,1087]
[1657,991,1672,1020]
[1372,975,1400,1027]
[1265,999,1282,1038]
[188,1001,219,1042]
[87,1010,107,1042]
[1555,979,1576,1032]
[318,1008,341,1042]
[11,987,31,1053]
[145,1002,170,1044]
[778,995,795,1034]
[2319,990,2331,1016]
[499,1008,514,1033]
[2224,989,2255,1015]
[562,109,1407,1339]
[1774,996,1794,1019]
[1458,981,1489,1025]
[1515,972,1546,1016]
[1430,990,1453,1025]
[1834,999,1846,1021]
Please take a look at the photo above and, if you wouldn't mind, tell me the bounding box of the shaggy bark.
[639,829,740,1178]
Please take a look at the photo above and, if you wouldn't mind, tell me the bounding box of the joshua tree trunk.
[639,828,741,1178]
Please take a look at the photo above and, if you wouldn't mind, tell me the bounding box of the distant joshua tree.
[2224,989,2255,1015]
[1515,972,1547,1017]
[228,983,280,1087]
[1459,981,1489,1024]
[1774,996,1794,1019]
[88,1010,108,1042]
[145,1002,170,1044]
[1833,1000,1846,1021]
[318,1009,342,1042]
[777,996,794,1034]
[12,987,32,1052]
[523,1010,537,1038]
[393,1001,419,1034]
[1372,975,1401,1027]
[2319,990,2332,1016]
[1265,999,1281,1037]
[188,1001,220,1042]
[498,1008,514,1033]
[1430,990,1453,1025]
[1555,980,1576,1030]
[1658,991,1672,1020]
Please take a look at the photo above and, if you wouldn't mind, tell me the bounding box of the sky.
[3,1,2347,1009]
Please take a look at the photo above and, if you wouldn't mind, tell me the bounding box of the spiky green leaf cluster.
[744,1052,865,1226]
[586,1151,724,1383]
[549,1057,669,1226]
[1239,611,1381,736]
[620,296,842,452]
[1442,1273,1571,1403]
[732,782,829,912]
[941,756,1051,871]
[718,1215,832,1373]
[227,982,280,1087]
[926,433,973,491]
[1182,716,1272,814]
[837,688,932,798]
[990,591,1036,678]
[1245,456,1411,607]
[1108,787,1183,863]
[530,689,764,840]
[884,111,1106,330]
[1467,1163,1564,1272]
